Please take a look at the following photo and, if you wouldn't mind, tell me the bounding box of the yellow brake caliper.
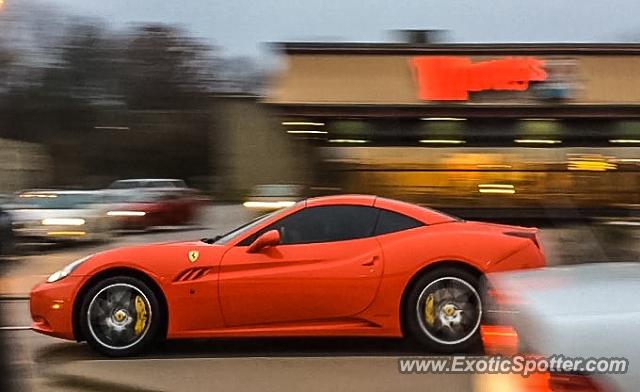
[425,293,435,326]
[134,296,148,336]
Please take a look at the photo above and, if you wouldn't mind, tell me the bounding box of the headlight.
[46,255,92,283]
[41,218,86,226]
[107,211,146,217]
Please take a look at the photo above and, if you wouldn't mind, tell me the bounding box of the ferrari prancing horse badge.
[188,250,199,263]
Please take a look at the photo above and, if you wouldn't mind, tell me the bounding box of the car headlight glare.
[41,218,86,226]
[107,211,146,217]
[46,255,92,283]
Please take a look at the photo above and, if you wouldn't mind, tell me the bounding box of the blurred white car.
[482,263,640,392]
[6,190,112,243]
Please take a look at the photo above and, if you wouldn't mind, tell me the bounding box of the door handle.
[361,256,378,267]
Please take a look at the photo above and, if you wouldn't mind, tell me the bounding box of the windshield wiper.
[200,235,222,244]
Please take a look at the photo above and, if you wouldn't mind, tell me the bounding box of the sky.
[35,0,640,58]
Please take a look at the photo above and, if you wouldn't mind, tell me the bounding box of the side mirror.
[247,229,280,253]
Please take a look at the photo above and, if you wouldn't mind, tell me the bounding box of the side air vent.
[174,267,212,282]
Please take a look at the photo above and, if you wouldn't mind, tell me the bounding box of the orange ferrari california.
[30,195,545,356]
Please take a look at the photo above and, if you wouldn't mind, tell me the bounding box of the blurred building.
[264,41,640,218]
[0,138,52,193]
[210,95,313,198]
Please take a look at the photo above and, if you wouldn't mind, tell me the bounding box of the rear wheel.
[79,276,160,357]
[405,267,482,353]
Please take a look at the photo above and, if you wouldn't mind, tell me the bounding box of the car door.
[158,191,182,225]
[164,190,187,225]
[219,205,384,327]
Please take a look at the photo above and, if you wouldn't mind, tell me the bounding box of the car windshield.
[213,206,293,245]
[12,193,100,209]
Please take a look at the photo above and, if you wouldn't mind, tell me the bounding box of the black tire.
[79,276,161,357]
[404,267,483,354]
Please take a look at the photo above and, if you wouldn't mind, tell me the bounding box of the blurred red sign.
[412,56,548,101]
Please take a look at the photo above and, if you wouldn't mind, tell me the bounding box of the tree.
[121,24,216,110]
[216,56,267,94]
[54,21,120,104]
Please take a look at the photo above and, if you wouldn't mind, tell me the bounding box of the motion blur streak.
[46,231,86,236]
[484,264,640,391]
[243,201,296,209]
[41,218,85,226]
[107,211,147,217]
[419,139,466,144]
[513,139,562,144]
[282,122,325,126]
[609,139,640,144]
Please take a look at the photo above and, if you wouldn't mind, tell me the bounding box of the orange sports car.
[30,195,545,356]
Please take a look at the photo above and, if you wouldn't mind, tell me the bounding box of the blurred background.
[1,1,639,209]
[1,0,640,215]
[2,0,640,391]
[1,0,639,261]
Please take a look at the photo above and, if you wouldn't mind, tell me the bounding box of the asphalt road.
[1,204,639,391]
[1,298,474,392]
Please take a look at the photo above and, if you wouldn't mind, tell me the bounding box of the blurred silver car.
[482,263,640,392]
[6,190,112,243]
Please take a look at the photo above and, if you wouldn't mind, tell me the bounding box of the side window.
[160,191,178,200]
[239,205,379,245]
[153,181,174,188]
[374,209,424,236]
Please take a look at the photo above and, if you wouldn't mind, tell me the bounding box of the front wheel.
[79,276,161,357]
[405,267,483,353]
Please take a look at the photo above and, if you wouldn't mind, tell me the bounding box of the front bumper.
[14,224,90,242]
[30,276,84,340]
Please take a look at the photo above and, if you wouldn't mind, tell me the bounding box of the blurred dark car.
[0,206,14,256]
[106,188,204,230]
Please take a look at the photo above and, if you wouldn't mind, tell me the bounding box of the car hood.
[74,241,228,278]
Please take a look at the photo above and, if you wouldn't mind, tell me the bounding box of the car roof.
[306,194,376,207]
[304,195,456,225]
